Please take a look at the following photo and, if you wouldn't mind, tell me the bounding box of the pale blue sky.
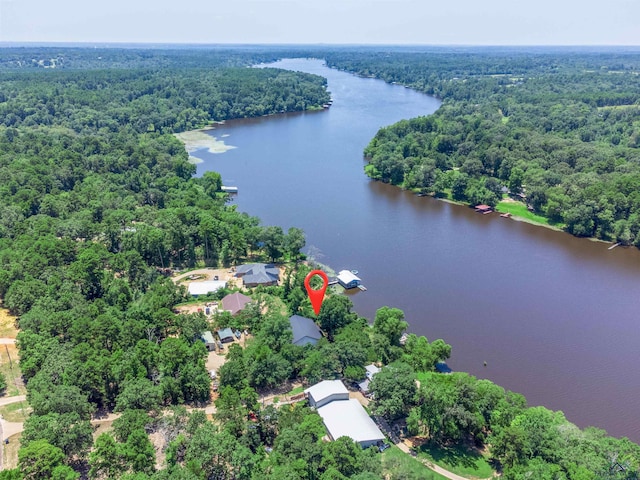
[1,0,638,45]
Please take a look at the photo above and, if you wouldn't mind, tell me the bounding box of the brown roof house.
[221,292,252,315]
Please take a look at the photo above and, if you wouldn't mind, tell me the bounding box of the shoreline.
[174,125,236,164]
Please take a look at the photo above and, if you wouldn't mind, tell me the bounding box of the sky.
[1,0,639,46]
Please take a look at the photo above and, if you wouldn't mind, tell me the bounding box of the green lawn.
[495,200,560,227]
[418,443,494,479]
[287,385,304,395]
[0,401,31,422]
[382,446,448,480]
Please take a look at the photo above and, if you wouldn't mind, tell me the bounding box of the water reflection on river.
[194,58,640,441]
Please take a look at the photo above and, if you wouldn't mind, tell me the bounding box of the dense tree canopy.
[326,49,640,244]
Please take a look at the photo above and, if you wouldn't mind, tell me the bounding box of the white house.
[317,399,385,448]
[304,380,349,409]
[188,280,227,297]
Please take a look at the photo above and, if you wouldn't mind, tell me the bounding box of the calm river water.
[194,58,640,441]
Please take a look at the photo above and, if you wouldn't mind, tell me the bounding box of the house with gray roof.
[289,315,323,346]
[217,328,235,343]
[235,263,280,287]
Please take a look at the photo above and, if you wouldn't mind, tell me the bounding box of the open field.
[2,432,21,469]
[417,443,494,479]
[0,401,30,423]
[382,446,448,480]
[0,344,25,397]
[0,309,18,339]
[495,200,560,228]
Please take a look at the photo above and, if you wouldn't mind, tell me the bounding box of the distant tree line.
[325,50,640,244]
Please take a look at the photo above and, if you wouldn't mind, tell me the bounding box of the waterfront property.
[337,270,361,289]
[317,399,385,448]
[289,314,323,346]
[235,263,280,287]
[305,379,349,408]
[474,204,493,214]
[188,280,227,296]
[221,292,252,315]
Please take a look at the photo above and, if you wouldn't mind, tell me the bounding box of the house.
[235,263,280,287]
[289,315,323,346]
[201,331,216,351]
[357,364,381,395]
[304,380,349,409]
[317,399,385,448]
[221,292,252,315]
[337,270,361,289]
[365,364,380,380]
[188,280,227,297]
[217,328,235,343]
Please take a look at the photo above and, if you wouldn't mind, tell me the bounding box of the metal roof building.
[289,315,323,346]
[317,399,385,448]
[304,380,349,408]
[337,270,361,289]
[235,263,280,287]
[188,280,227,297]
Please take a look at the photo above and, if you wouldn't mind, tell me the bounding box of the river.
[193,58,640,442]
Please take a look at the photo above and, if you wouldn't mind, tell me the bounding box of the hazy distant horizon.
[1,0,638,46]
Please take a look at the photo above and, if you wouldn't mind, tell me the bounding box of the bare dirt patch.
[2,432,21,469]
[0,309,18,339]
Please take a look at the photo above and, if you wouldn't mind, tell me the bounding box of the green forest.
[324,49,640,244]
[0,46,639,479]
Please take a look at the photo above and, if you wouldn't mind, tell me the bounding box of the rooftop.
[188,280,227,296]
[317,399,385,445]
[222,292,252,315]
[289,315,323,346]
[217,328,234,341]
[337,270,361,284]
[304,379,348,403]
[236,263,280,285]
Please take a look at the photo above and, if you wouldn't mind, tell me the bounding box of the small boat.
[351,269,359,275]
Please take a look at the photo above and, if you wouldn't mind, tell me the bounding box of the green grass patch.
[2,432,21,470]
[495,201,557,226]
[0,344,26,397]
[287,386,304,395]
[418,443,494,479]
[382,446,448,480]
[0,401,31,422]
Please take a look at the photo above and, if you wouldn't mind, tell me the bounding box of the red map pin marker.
[304,270,329,316]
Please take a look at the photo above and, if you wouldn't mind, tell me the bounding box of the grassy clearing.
[382,446,448,480]
[0,401,31,423]
[495,200,559,227]
[0,308,18,339]
[418,443,494,479]
[2,433,21,469]
[287,386,304,395]
[0,344,26,397]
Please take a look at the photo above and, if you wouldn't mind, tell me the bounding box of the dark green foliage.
[330,50,640,244]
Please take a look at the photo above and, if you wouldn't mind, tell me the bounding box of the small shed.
[188,280,227,297]
[305,380,349,409]
[217,328,235,343]
[201,331,216,351]
[337,270,361,289]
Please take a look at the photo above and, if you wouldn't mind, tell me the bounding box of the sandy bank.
[174,127,236,164]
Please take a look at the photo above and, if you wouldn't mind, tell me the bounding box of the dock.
[221,186,238,193]
[357,285,367,291]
